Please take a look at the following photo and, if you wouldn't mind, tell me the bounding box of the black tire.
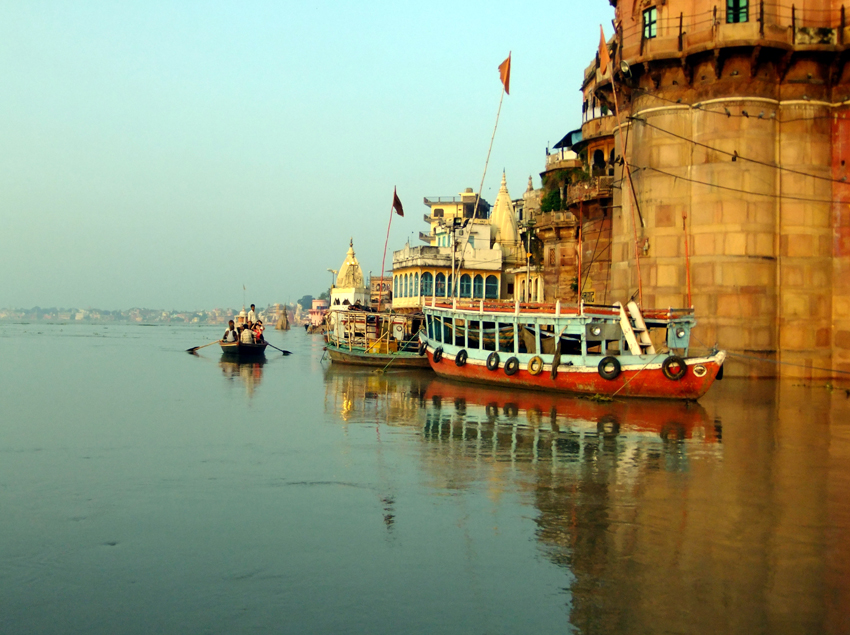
[455,349,468,367]
[504,357,519,376]
[598,356,621,380]
[662,355,687,381]
[486,352,500,371]
[433,347,443,363]
[418,339,427,356]
[716,363,724,380]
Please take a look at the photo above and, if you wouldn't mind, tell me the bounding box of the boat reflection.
[322,365,432,424]
[219,356,265,397]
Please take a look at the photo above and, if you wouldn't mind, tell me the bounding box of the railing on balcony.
[615,1,848,63]
[419,232,432,244]
[566,176,614,206]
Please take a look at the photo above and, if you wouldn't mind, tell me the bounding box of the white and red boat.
[418,299,725,400]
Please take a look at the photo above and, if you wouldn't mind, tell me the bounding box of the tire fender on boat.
[598,356,621,380]
[662,355,687,381]
[455,349,468,367]
[418,339,427,356]
[504,357,519,376]
[433,347,443,363]
[486,352,500,371]
[527,356,544,376]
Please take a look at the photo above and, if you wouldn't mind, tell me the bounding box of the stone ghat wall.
[609,97,848,377]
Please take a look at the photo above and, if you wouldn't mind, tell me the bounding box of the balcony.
[419,231,433,244]
[566,176,614,207]
[544,149,581,172]
[614,3,848,68]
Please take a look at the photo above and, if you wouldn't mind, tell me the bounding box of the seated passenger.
[240,324,255,344]
[222,320,238,343]
[253,320,265,342]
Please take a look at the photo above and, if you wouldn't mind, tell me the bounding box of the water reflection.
[323,368,850,634]
[219,356,265,397]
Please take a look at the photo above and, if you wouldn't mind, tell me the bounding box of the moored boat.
[325,309,430,368]
[419,298,725,400]
[220,340,268,359]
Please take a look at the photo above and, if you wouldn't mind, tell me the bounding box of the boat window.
[459,274,472,298]
[414,272,419,297]
[473,274,484,298]
[422,272,433,296]
[485,275,499,299]
[436,273,446,297]
[482,321,496,351]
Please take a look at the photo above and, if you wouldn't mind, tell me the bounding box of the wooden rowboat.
[219,341,268,359]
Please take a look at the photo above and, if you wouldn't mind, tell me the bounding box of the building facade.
[546,0,849,377]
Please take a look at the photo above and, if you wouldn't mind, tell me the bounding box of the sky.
[1,1,614,311]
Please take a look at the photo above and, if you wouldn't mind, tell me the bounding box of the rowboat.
[219,341,268,359]
[419,298,725,400]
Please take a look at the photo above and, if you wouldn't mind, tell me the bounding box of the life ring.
[662,355,687,381]
[455,349,468,367]
[528,356,544,376]
[486,352,500,371]
[418,339,427,356]
[433,347,443,363]
[504,357,519,376]
[598,356,621,380]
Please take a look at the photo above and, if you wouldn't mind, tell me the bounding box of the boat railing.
[425,298,694,322]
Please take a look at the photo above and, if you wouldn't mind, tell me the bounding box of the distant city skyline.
[0,2,612,310]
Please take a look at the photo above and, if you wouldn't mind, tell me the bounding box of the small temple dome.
[336,238,365,289]
[489,172,519,246]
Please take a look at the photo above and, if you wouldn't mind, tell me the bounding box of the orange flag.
[392,187,404,217]
[598,26,610,75]
[498,52,511,94]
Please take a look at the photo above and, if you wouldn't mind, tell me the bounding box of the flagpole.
[377,193,396,313]
[457,53,511,281]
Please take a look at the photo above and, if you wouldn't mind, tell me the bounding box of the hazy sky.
[1,1,613,310]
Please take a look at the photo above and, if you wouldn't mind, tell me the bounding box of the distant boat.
[325,309,430,368]
[220,341,268,359]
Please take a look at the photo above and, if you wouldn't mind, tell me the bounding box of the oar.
[265,342,292,356]
[186,340,221,354]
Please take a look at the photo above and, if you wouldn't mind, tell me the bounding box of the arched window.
[393,276,398,298]
[414,273,419,297]
[421,272,433,296]
[459,274,472,298]
[447,275,453,297]
[404,274,409,298]
[435,272,446,297]
[485,275,499,299]
[473,275,484,298]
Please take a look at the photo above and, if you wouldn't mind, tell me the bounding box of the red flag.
[498,52,511,95]
[598,26,610,75]
[392,187,404,217]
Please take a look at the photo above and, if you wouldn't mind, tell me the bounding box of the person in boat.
[253,320,265,342]
[247,304,257,323]
[240,322,255,344]
[222,320,239,343]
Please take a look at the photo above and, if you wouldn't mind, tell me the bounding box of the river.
[1,322,848,634]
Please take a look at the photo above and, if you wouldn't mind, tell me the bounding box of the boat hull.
[220,341,268,358]
[422,345,724,400]
[325,343,430,368]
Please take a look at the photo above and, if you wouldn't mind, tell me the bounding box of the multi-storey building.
[544,0,849,377]
[392,179,542,311]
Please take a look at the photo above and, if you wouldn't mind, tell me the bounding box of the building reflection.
[219,356,265,397]
[322,369,850,634]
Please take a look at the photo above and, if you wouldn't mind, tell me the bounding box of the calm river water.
[1,323,849,634]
